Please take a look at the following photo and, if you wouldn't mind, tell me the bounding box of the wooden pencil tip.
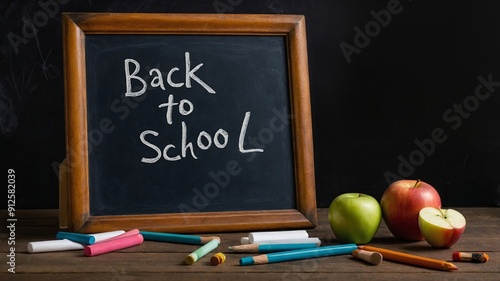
[446,263,458,271]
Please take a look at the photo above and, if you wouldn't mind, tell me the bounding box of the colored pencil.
[239,243,357,265]
[229,243,319,253]
[358,245,457,271]
[140,231,220,245]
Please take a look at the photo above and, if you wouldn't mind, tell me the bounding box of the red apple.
[380,179,441,241]
[418,207,466,248]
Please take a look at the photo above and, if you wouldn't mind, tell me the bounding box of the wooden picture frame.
[60,13,316,233]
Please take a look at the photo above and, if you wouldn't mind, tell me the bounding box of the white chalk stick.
[254,237,322,246]
[28,239,84,253]
[240,237,250,244]
[89,230,126,243]
[96,229,140,243]
[248,230,309,244]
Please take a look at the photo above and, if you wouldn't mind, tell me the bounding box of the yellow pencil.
[358,245,457,271]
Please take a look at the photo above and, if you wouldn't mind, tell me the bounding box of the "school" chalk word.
[140,112,263,163]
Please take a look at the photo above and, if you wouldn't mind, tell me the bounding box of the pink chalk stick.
[97,229,140,243]
[84,233,144,257]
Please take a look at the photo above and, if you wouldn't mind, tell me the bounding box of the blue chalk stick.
[56,231,95,245]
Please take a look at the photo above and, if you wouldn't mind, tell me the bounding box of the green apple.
[418,207,466,248]
[328,193,382,244]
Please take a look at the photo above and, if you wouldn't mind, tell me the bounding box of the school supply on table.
[28,239,85,253]
[56,231,95,245]
[140,231,220,245]
[210,252,226,266]
[185,239,220,265]
[247,230,309,244]
[95,229,140,243]
[452,252,489,263]
[228,243,318,253]
[84,233,144,257]
[89,230,126,243]
[29,230,138,254]
[358,245,457,271]
[251,238,322,246]
[239,243,358,266]
[351,249,383,265]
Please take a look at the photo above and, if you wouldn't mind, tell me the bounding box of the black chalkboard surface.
[60,13,316,233]
[85,34,295,215]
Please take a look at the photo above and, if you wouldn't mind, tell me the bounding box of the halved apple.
[418,207,466,248]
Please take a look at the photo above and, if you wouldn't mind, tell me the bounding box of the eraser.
[210,252,226,266]
[240,237,250,244]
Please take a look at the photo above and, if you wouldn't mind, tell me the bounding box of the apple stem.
[413,179,421,188]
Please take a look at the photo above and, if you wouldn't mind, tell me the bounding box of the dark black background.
[1,0,500,210]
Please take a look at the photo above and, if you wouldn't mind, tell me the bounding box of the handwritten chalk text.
[125,53,264,163]
[124,52,215,97]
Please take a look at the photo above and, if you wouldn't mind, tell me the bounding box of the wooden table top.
[1,208,499,280]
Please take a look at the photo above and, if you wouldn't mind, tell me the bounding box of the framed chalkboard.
[60,13,316,233]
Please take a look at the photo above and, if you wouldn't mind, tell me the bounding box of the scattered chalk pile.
[27,229,326,265]
[28,229,144,256]
[27,230,224,264]
[27,229,489,268]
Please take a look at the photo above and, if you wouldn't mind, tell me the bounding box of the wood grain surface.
[1,208,498,280]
